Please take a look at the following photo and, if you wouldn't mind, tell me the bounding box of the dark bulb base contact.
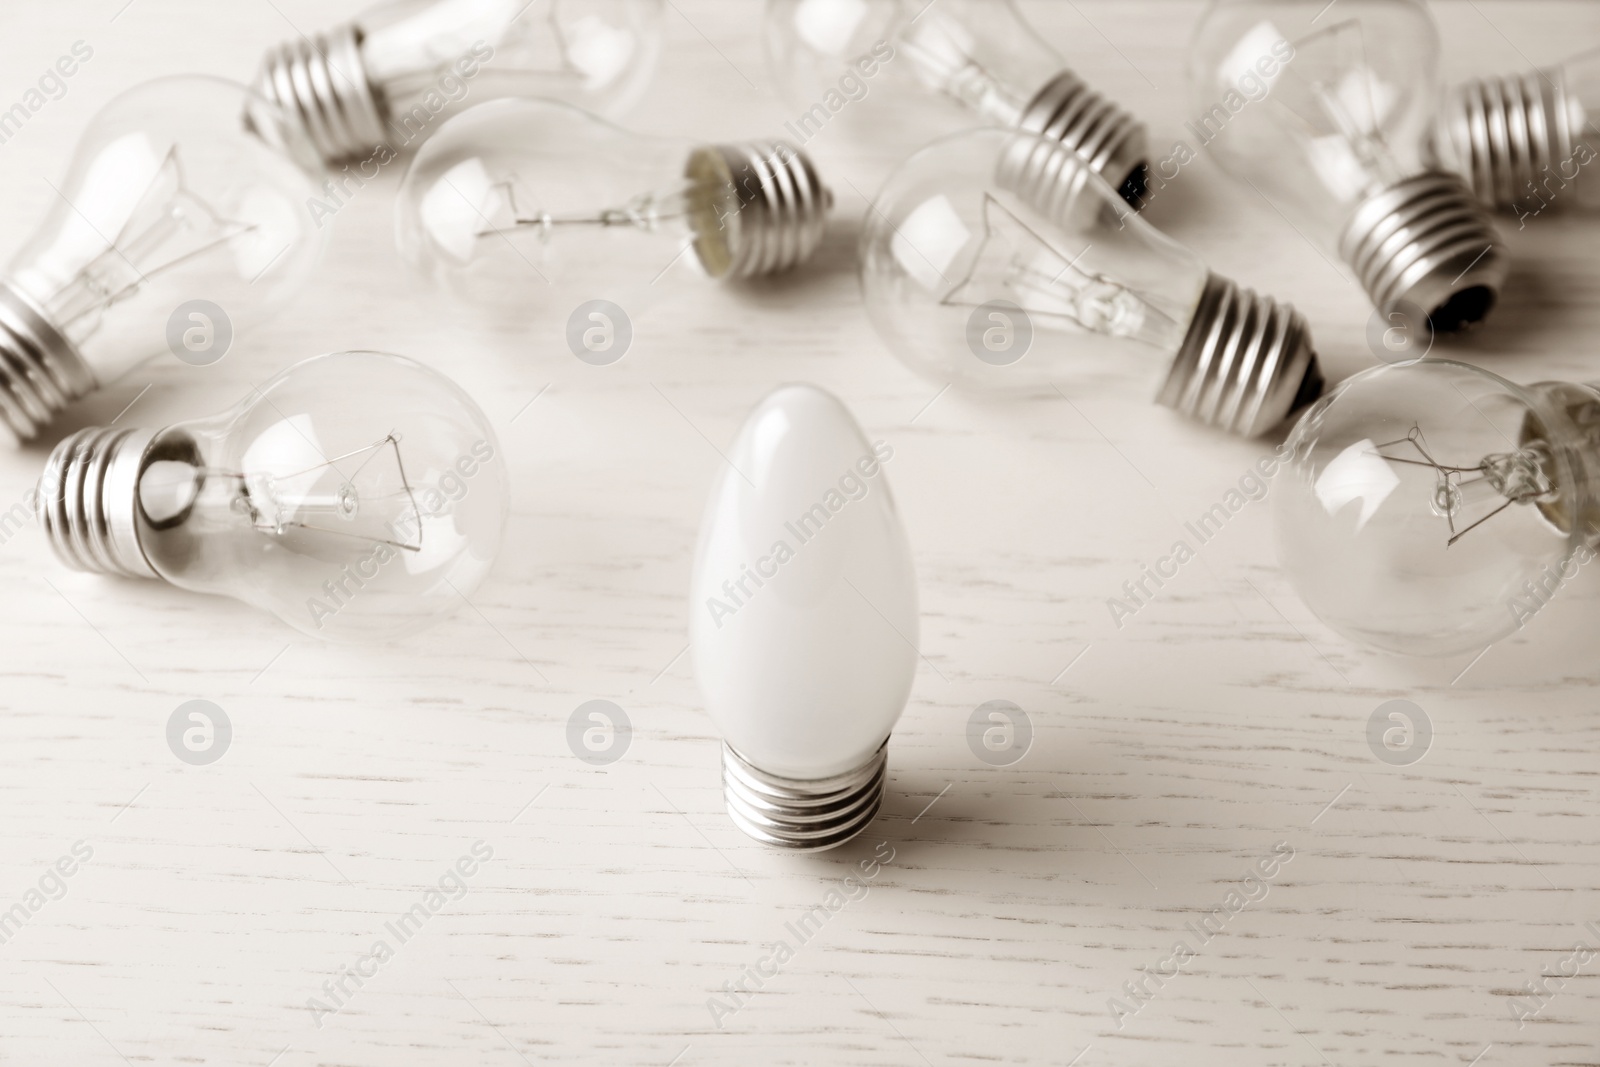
[1159,272,1322,437]
[721,740,887,851]
[1019,70,1149,209]
[0,283,95,448]
[39,426,158,579]
[1338,172,1508,330]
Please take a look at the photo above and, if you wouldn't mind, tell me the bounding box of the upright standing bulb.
[1274,359,1600,657]
[690,384,917,851]
[1431,45,1600,218]
[1189,0,1508,329]
[256,0,664,165]
[764,0,1149,205]
[0,76,325,446]
[859,127,1323,437]
[396,99,831,314]
[38,351,508,645]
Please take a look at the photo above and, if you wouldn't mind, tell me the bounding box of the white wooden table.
[2,2,1599,1063]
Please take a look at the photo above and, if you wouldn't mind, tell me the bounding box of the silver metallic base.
[0,282,94,448]
[1337,172,1507,331]
[1019,70,1149,207]
[688,141,832,279]
[1159,272,1322,437]
[39,426,157,579]
[1432,70,1582,212]
[722,740,886,852]
[255,23,388,165]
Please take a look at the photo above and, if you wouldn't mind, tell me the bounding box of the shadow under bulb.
[858,127,1323,437]
[690,384,917,850]
[38,351,508,644]
[1274,359,1600,657]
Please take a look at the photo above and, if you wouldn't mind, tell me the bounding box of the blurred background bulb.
[764,0,1149,204]
[38,351,507,645]
[257,0,665,164]
[859,127,1323,437]
[0,76,325,447]
[1432,45,1600,217]
[690,384,916,851]
[1189,0,1508,329]
[396,99,831,318]
[1274,358,1600,657]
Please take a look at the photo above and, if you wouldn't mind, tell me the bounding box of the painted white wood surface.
[1,2,1599,1064]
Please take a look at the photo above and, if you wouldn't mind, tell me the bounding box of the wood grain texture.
[1,2,1599,1064]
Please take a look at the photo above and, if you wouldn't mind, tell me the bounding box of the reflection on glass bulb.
[764,0,1149,203]
[1432,45,1600,216]
[0,76,325,446]
[257,0,665,164]
[39,351,507,645]
[859,127,1322,437]
[1275,359,1600,657]
[396,99,830,316]
[1189,0,1507,328]
[690,384,916,850]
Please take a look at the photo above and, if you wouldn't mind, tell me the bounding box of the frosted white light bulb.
[396,99,831,315]
[1188,0,1508,328]
[764,0,1149,204]
[859,127,1324,436]
[1432,45,1600,216]
[1275,359,1600,656]
[256,0,665,164]
[38,351,508,645]
[690,384,917,851]
[0,76,325,446]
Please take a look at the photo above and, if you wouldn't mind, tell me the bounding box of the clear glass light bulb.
[1432,44,1600,216]
[257,0,665,164]
[0,76,325,447]
[38,351,508,645]
[689,383,917,851]
[1189,0,1507,328]
[764,0,1149,204]
[396,99,831,316]
[859,127,1323,437]
[1274,358,1600,657]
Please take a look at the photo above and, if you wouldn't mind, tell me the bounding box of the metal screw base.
[255,23,388,165]
[1432,71,1584,212]
[1019,70,1149,207]
[39,426,157,579]
[0,282,94,448]
[1337,172,1508,331]
[687,141,832,280]
[1159,272,1322,438]
[721,739,886,852]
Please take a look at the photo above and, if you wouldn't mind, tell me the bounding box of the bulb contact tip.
[40,426,158,580]
[1019,70,1149,208]
[1338,172,1508,331]
[1432,71,1585,214]
[254,23,388,165]
[688,140,831,280]
[0,282,94,448]
[1159,272,1322,438]
[721,739,886,851]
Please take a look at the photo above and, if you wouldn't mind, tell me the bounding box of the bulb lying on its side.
[38,351,508,644]
[690,383,917,850]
